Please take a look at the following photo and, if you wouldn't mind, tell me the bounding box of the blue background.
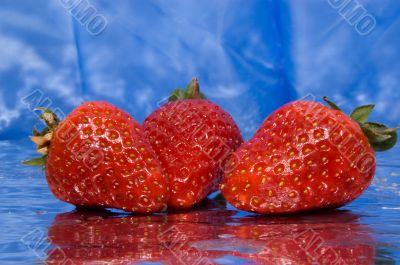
[0,0,400,264]
[0,0,399,140]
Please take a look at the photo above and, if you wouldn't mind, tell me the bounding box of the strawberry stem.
[169,77,207,101]
[187,78,201,99]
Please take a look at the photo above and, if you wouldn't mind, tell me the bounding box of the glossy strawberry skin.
[143,99,243,208]
[46,101,168,213]
[221,100,376,214]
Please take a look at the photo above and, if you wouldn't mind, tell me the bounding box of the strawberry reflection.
[215,211,375,265]
[46,201,375,265]
[46,200,234,264]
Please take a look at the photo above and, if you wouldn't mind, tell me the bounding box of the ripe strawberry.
[143,78,243,208]
[24,101,168,213]
[221,97,397,214]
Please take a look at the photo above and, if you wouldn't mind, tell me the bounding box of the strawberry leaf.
[169,88,187,101]
[35,108,60,128]
[32,127,41,136]
[350,104,374,123]
[361,122,398,151]
[323,96,341,111]
[25,108,60,161]
[22,155,47,167]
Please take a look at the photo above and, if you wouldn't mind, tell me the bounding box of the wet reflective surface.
[1,140,399,264]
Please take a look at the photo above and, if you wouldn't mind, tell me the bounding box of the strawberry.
[143,78,243,208]
[221,97,397,214]
[23,101,169,213]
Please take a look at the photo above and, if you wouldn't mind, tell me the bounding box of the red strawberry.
[143,78,243,208]
[24,101,168,213]
[221,98,397,214]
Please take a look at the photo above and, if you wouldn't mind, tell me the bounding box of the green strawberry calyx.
[168,77,207,101]
[22,108,60,167]
[323,96,398,152]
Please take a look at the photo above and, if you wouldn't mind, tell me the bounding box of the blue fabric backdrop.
[0,0,398,141]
